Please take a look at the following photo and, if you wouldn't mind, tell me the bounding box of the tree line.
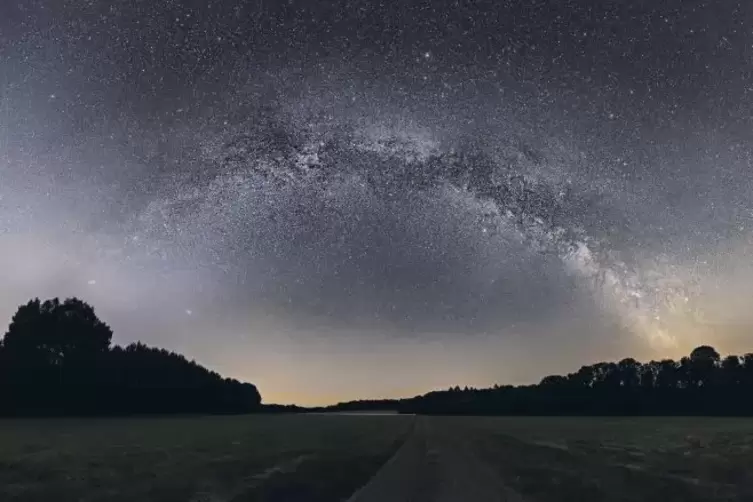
[325,345,753,416]
[0,297,261,416]
[6,295,751,417]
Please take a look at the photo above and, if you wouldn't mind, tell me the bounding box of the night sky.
[2,0,753,405]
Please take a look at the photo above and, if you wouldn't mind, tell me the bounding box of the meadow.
[0,414,412,502]
[438,416,753,501]
[2,414,752,501]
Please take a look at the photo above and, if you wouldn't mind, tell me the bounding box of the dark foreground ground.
[1,415,752,501]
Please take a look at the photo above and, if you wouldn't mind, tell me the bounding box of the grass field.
[0,414,412,502]
[1,414,753,501]
[437,416,753,501]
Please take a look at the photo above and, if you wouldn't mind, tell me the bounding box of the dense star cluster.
[2,1,753,403]
[137,111,701,347]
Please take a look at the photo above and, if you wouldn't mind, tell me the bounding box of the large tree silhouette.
[0,297,261,416]
[688,345,721,387]
[4,298,112,357]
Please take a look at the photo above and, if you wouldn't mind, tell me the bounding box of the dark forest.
[326,345,753,416]
[0,298,261,416]
[4,297,753,417]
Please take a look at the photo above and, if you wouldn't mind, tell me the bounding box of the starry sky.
[2,0,753,405]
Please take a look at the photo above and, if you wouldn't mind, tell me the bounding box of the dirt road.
[348,416,753,502]
[347,417,525,502]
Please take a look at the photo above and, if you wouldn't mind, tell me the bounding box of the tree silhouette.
[617,358,640,388]
[688,345,721,387]
[4,298,111,357]
[690,345,721,362]
[326,345,753,417]
[6,295,753,418]
[0,297,261,416]
[720,355,742,386]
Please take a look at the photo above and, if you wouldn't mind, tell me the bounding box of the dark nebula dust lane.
[2,1,753,404]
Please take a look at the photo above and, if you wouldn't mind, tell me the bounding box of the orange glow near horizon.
[219,315,753,407]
